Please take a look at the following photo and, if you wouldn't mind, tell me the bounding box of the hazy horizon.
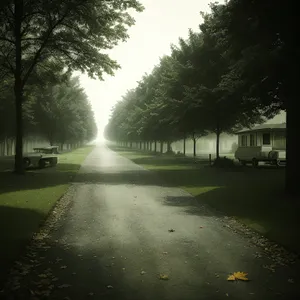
[79,0,218,141]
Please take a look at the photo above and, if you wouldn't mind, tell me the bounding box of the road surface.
[3,144,300,300]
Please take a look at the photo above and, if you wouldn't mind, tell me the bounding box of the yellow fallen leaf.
[227,274,236,281]
[234,272,249,281]
[159,274,169,280]
[227,271,249,281]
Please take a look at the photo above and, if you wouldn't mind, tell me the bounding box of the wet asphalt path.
[6,144,300,300]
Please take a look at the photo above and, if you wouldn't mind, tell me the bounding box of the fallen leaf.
[227,274,236,281]
[60,265,67,269]
[58,284,72,289]
[234,272,249,281]
[226,293,229,296]
[106,285,113,289]
[199,226,203,228]
[215,273,220,278]
[38,274,48,278]
[88,292,94,296]
[141,271,146,275]
[168,229,175,232]
[288,278,294,284]
[159,274,169,280]
[162,252,168,255]
[122,268,126,271]
[227,272,249,281]
[77,254,83,257]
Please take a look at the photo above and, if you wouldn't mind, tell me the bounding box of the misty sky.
[79,0,218,140]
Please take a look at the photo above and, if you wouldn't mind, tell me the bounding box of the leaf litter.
[227,272,249,281]
[0,187,75,299]
[159,274,169,280]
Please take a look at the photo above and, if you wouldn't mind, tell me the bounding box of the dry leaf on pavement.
[168,229,175,232]
[227,274,236,281]
[227,272,249,281]
[159,274,169,280]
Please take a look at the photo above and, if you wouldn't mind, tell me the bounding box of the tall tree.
[218,0,298,195]
[0,0,143,173]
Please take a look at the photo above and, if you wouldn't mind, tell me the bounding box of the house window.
[241,135,247,146]
[262,133,271,145]
[250,134,255,146]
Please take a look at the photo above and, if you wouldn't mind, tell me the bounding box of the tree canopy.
[105,0,298,196]
[0,0,143,173]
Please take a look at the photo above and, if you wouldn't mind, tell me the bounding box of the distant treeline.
[104,1,288,159]
[0,75,97,155]
[104,1,300,196]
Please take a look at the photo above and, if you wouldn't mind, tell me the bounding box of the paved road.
[3,144,300,300]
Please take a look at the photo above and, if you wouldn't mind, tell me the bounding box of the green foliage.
[0,0,143,172]
[33,76,98,145]
[105,2,263,157]
[0,0,144,83]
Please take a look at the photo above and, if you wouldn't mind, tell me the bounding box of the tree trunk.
[144,141,146,150]
[149,142,152,151]
[167,141,172,153]
[183,134,186,156]
[216,129,221,159]
[193,138,196,157]
[6,139,10,156]
[154,141,157,152]
[285,103,298,196]
[14,0,24,174]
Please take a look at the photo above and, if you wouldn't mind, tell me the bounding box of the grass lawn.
[0,145,94,284]
[110,145,300,254]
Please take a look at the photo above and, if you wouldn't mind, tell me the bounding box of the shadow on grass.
[131,156,209,166]
[0,206,44,287]
[163,182,300,254]
[0,160,286,194]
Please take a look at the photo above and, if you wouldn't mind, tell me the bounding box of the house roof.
[236,123,286,134]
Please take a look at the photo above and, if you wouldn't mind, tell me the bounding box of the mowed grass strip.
[0,145,94,283]
[111,145,300,254]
